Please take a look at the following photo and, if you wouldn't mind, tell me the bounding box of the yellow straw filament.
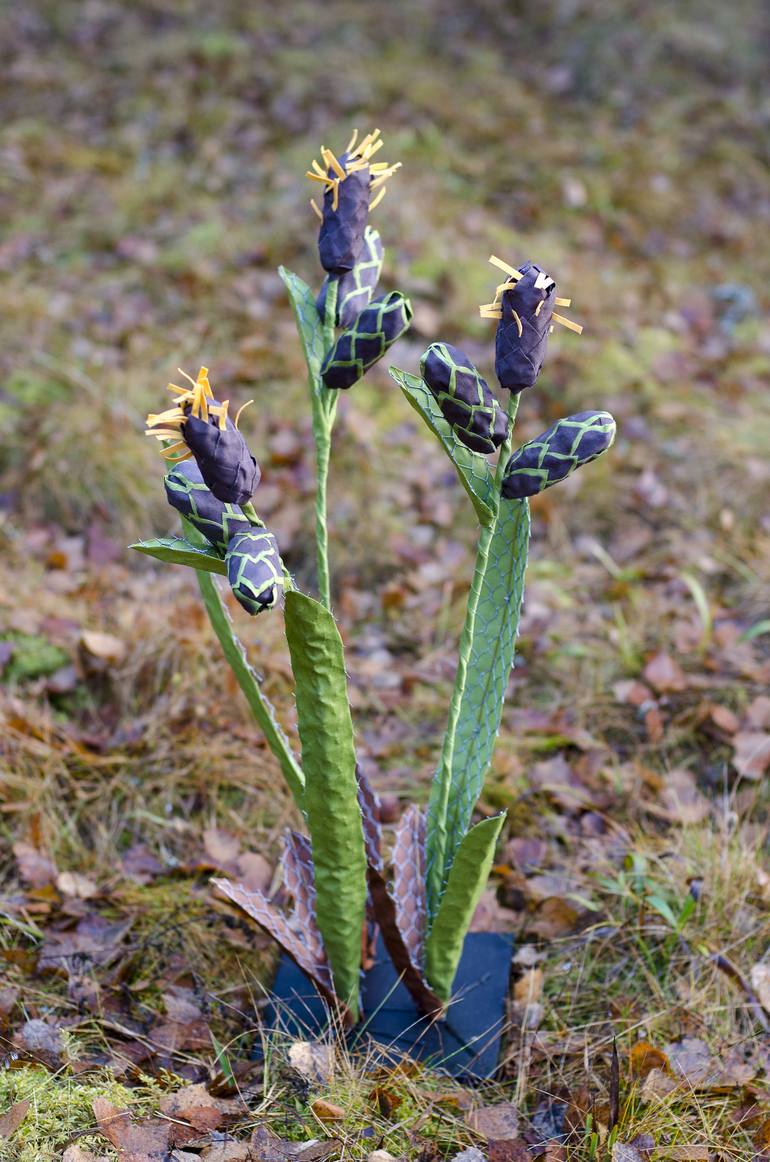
[478,255,584,334]
[145,367,241,461]
[306,128,401,217]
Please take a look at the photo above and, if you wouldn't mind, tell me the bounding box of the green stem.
[181,516,304,809]
[196,568,306,811]
[311,277,339,610]
[314,431,332,610]
[425,391,520,913]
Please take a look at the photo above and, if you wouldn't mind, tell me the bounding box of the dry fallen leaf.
[658,769,711,825]
[732,732,770,780]
[13,840,57,888]
[199,1143,252,1162]
[486,1140,531,1161]
[310,1099,345,1123]
[56,870,99,899]
[466,1102,520,1141]
[15,1018,64,1069]
[92,1097,171,1157]
[80,630,126,664]
[746,696,770,730]
[368,1085,403,1118]
[751,963,770,1013]
[0,1099,30,1140]
[288,1041,334,1085]
[513,968,543,1005]
[629,1041,671,1079]
[639,1068,678,1101]
[62,1146,110,1162]
[159,1083,245,1143]
[612,1138,654,1162]
[643,651,687,693]
[665,1036,754,1088]
[529,896,584,939]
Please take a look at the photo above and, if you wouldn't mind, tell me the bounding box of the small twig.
[710,951,770,1033]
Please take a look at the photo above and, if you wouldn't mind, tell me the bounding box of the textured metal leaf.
[390,367,496,524]
[356,764,382,871]
[392,805,427,967]
[424,814,506,1003]
[129,536,227,576]
[427,498,530,906]
[281,831,325,964]
[212,878,335,1001]
[278,266,327,388]
[284,590,367,1021]
[367,867,443,1017]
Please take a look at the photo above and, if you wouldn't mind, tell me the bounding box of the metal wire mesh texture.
[439,497,529,869]
[390,367,530,919]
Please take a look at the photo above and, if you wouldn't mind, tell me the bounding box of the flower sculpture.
[131,139,617,1051]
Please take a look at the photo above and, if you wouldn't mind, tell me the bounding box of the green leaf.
[438,499,530,882]
[389,367,496,524]
[129,536,226,575]
[279,265,327,387]
[424,814,506,1002]
[279,265,337,431]
[284,590,366,1019]
[646,895,679,930]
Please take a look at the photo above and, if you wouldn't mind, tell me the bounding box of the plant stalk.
[181,517,305,810]
[311,278,339,610]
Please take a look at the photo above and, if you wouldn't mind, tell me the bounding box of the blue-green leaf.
[424,814,506,1002]
[284,590,366,1019]
[129,536,226,575]
[279,264,337,450]
[389,367,496,524]
[279,265,327,387]
[439,498,530,879]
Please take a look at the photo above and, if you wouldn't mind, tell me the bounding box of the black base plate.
[265,932,513,1080]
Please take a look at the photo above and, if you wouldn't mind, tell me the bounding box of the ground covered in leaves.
[1,1,770,1158]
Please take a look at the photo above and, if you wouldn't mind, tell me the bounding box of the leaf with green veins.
[389,366,496,524]
[437,498,530,883]
[284,590,366,1020]
[424,813,506,1002]
[279,265,326,394]
[129,536,227,575]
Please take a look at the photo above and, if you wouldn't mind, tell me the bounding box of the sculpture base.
[265,932,513,1080]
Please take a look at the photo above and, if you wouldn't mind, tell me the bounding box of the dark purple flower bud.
[318,156,370,275]
[321,292,413,390]
[145,367,259,505]
[164,459,251,555]
[501,410,616,499]
[307,131,401,275]
[183,413,259,506]
[316,227,384,328]
[226,529,284,615]
[495,261,557,393]
[420,342,509,455]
